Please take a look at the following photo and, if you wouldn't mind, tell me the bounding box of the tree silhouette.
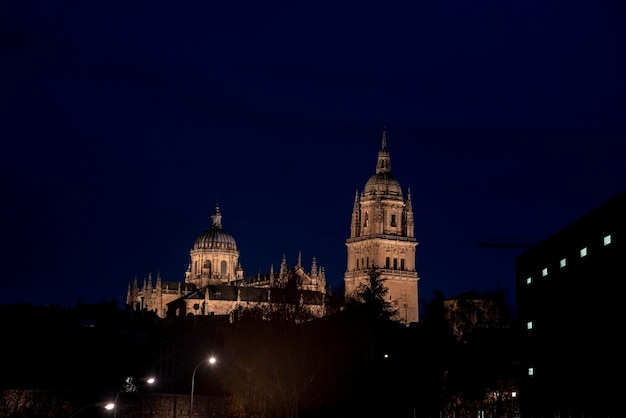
[221,268,328,417]
[348,265,398,321]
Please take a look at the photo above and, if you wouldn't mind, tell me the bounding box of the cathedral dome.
[193,204,238,250]
[364,172,403,197]
[194,227,237,250]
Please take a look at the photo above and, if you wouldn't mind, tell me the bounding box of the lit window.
[526,277,532,285]
[527,321,533,330]
[528,367,534,376]
[512,391,517,398]
[580,247,587,258]
[559,258,567,268]
[604,234,612,246]
[542,267,548,277]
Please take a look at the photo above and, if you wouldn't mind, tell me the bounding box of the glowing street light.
[112,376,156,418]
[190,356,217,417]
[70,401,113,417]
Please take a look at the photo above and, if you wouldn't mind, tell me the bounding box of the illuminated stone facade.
[344,130,420,324]
[126,205,327,319]
[127,130,419,324]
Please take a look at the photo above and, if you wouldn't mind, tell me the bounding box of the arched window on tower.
[385,257,390,269]
[393,258,398,270]
[221,260,227,275]
[391,213,397,227]
[364,212,369,227]
[401,259,405,270]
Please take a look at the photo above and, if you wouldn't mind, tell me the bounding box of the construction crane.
[477,237,542,249]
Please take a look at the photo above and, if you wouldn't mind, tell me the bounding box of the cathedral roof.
[193,204,238,250]
[178,284,325,305]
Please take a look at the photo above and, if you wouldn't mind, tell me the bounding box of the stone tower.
[344,129,420,324]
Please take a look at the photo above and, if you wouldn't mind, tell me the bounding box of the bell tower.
[344,129,419,324]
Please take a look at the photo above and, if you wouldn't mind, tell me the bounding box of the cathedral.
[126,204,327,320]
[127,129,419,324]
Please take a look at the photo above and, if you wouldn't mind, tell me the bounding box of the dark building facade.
[516,189,625,417]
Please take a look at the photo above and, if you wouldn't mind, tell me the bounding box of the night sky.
[2,1,625,314]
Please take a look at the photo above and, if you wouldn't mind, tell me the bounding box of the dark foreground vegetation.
[1,268,519,417]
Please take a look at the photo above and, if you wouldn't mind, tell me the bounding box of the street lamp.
[112,376,156,418]
[190,356,217,417]
[70,401,114,417]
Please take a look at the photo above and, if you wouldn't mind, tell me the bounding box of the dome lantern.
[194,203,238,250]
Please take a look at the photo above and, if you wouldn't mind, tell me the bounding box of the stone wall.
[114,393,228,418]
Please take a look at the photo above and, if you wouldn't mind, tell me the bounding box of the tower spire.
[404,187,415,237]
[351,189,361,238]
[381,126,387,150]
[375,128,391,174]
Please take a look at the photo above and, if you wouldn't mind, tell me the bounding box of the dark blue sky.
[2,0,625,313]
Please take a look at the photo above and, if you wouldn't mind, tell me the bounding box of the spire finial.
[381,127,387,150]
[211,203,222,228]
[375,128,391,174]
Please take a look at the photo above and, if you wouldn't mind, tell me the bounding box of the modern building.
[344,129,420,324]
[516,189,624,417]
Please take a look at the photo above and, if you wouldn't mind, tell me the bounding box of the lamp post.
[190,356,217,417]
[70,401,114,417]
[112,376,156,418]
